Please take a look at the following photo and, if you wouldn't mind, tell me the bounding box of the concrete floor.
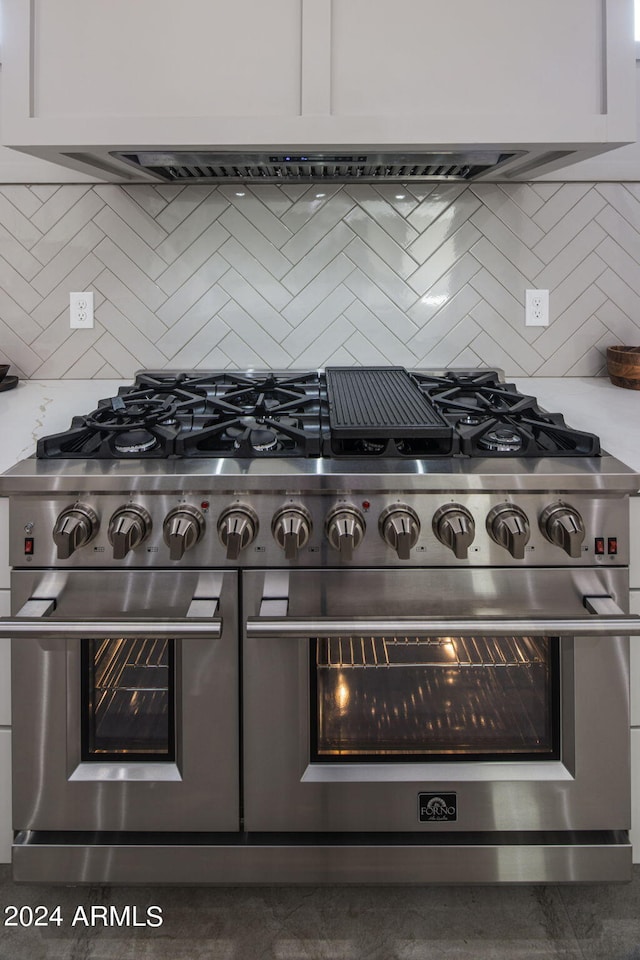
[0,865,639,959]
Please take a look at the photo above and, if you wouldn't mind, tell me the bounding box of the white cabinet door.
[331,0,603,118]
[28,0,303,121]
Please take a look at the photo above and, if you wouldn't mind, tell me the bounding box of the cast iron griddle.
[325,367,451,439]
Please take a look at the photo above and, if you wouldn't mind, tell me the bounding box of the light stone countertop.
[513,377,640,475]
[0,376,639,479]
[0,379,123,474]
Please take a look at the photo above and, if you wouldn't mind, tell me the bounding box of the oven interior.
[312,634,561,761]
[82,637,176,761]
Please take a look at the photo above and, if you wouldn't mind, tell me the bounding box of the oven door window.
[313,635,560,761]
[82,638,175,761]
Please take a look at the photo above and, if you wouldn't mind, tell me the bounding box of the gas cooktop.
[35,367,601,461]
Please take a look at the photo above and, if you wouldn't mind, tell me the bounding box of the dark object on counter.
[607,346,640,389]
[0,365,17,393]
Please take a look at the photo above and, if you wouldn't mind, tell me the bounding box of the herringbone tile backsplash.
[1,180,639,379]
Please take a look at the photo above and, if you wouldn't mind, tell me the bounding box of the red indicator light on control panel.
[24,537,34,555]
[362,500,370,511]
[594,537,605,555]
[608,537,618,555]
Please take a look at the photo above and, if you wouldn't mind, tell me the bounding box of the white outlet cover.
[525,289,549,327]
[70,291,94,329]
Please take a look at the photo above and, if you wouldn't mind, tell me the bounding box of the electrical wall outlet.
[70,291,94,329]
[525,289,549,327]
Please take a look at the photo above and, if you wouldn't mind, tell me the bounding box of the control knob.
[217,504,259,560]
[163,505,205,561]
[272,505,312,560]
[539,501,585,559]
[108,504,152,559]
[325,505,365,561]
[432,504,475,559]
[52,502,99,560]
[486,503,530,560]
[378,504,420,560]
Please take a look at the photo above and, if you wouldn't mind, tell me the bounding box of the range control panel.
[8,493,630,569]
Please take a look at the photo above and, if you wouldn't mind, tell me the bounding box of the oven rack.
[315,635,548,669]
[317,650,552,754]
[94,637,170,691]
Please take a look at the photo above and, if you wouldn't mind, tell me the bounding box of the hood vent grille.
[111,150,522,183]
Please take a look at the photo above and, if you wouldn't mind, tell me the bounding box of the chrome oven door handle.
[0,620,222,640]
[246,616,640,638]
[246,596,640,638]
[0,598,222,639]
[0,579,223,639]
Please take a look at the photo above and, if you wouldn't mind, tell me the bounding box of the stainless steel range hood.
[39,143,613,185]
[109,150,532,183]
[58,145,586,184]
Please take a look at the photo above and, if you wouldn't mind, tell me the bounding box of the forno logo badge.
[425,797,455,819]
[418,793,457,822]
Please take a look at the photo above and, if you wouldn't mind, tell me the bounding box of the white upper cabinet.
[1,0,636,182]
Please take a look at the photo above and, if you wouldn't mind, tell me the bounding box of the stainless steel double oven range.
[0,367,639,884]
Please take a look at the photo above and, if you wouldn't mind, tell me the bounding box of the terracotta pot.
[606,345,640,389]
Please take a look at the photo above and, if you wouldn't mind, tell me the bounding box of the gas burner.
[114,430,160,455]
[359,439,387,454]
[458,414,485,426]
[36,393,180,459]
[244,432,279,453]
[228,418,280,453]
[478,428,524,453]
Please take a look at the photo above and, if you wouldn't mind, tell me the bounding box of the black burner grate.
[36,371,329,459]
[35,368,602,461]
[412,371,601,458]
